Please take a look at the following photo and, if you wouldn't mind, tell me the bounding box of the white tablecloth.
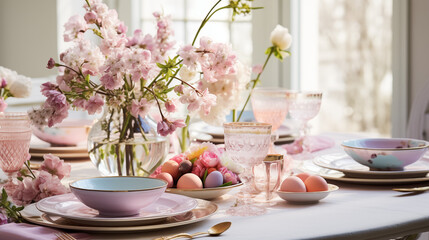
[32,133,429,239]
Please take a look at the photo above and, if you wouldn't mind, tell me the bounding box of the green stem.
[192,0,223,46]
[119,112,132,140]
[236,50,274,122]
[181,115,191,153]
[232,109,236,122]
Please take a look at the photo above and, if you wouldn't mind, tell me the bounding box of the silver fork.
[55,232,77,240]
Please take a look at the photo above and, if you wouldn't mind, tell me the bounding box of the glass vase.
[87,107,168,177]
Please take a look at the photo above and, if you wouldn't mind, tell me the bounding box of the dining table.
[9,133,429,240]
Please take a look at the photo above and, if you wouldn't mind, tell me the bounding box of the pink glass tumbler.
[0,112,32,174]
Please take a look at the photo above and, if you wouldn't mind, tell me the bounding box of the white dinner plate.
[166,183,243,200]
[36,193,198,227]
[300,160,429,185]
[313,153,429,179]
[22,199,217,232]
[276,184,339,203]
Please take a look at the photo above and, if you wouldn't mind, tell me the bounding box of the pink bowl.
[70,177,167,217]
[342,138,429,171]
[32,119,93,146]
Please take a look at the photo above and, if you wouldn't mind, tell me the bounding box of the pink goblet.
[223,122,271,216]
[251,87,290,132]
[0,112,32,174]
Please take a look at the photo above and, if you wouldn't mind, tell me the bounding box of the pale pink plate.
[36,193,198,227]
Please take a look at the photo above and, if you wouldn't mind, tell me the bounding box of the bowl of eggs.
[153,158,243,200]
[342,138,429,171]
[70,177,167,217]
[276,173,338,203]
[32,119,93,146]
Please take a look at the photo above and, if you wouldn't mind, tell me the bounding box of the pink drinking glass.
[0,112,32,174]
[251,87,290,132]
[224,122,271,216]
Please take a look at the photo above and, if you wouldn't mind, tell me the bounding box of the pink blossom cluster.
[177,38,251,125]
[3,154,71,206]
[33,0,254,138]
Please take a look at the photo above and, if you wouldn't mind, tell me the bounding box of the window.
[137,0,253,65]
[298,0,393,136]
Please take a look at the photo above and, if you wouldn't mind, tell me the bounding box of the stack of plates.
[30,144,89,160]
[301,153,429,185]
[190,121,296,145]
[21,193,217,232]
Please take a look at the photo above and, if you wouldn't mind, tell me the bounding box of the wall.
[0,0,57,78]
[410,0,429,103]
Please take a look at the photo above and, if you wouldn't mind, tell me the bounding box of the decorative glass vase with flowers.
[29,0,292,177]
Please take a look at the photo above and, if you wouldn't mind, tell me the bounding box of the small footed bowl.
[276,184,338,204]
[342,138,429,171]
[32,119,93,146]
[70,177,167,217]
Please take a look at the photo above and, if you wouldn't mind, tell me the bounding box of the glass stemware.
[0,112,32,175]
[223,122,271,216]
[251,87,290,133]
[287,91,323,157]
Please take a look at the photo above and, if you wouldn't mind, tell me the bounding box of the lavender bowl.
[342,138,429,171]
[70,177,167,217]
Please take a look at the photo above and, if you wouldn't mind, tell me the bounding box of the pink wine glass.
[251,87,290,132]
[287,91,323,157]
[224,122,271,216]
[0,112,32,174]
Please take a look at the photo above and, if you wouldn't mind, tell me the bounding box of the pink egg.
[161,160,179,179]
[156,172,174,188]
[177,173,203,189]
[296,172,311,182]
[304,175,329,192]
[280,176,306,192]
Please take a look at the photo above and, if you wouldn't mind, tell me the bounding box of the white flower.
[220,152,243,174]
[179,65,197,82]
[8,75,31,98]
[270,25,292,50]
[0,66,32,98]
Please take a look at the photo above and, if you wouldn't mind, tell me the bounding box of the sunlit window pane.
[310,0,393,136]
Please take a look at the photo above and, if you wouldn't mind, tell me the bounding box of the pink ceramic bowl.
[70,177,167,217]
[342,138,429,171]
[32,119,93,146]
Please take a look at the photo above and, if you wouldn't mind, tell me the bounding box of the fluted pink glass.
[251,87,289,132]
[224,122,271,216]
[0,112,32,173]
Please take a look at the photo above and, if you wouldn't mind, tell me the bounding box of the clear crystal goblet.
[0,112,32,175]
[287,91,323,158]
[223,122,271,216]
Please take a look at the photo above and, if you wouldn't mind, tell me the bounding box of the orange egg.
[296,172,311,182]
[304,175,329,192]
[177,173,203,189]
[156,172,174,188]
[280,176,306,192]
[161,160,179,179]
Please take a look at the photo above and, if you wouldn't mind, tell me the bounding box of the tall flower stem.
[236,50,273,122]
[181,115,191,153]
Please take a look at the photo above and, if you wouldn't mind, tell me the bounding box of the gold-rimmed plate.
[166,183,243,200]
[22,199,217,232]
